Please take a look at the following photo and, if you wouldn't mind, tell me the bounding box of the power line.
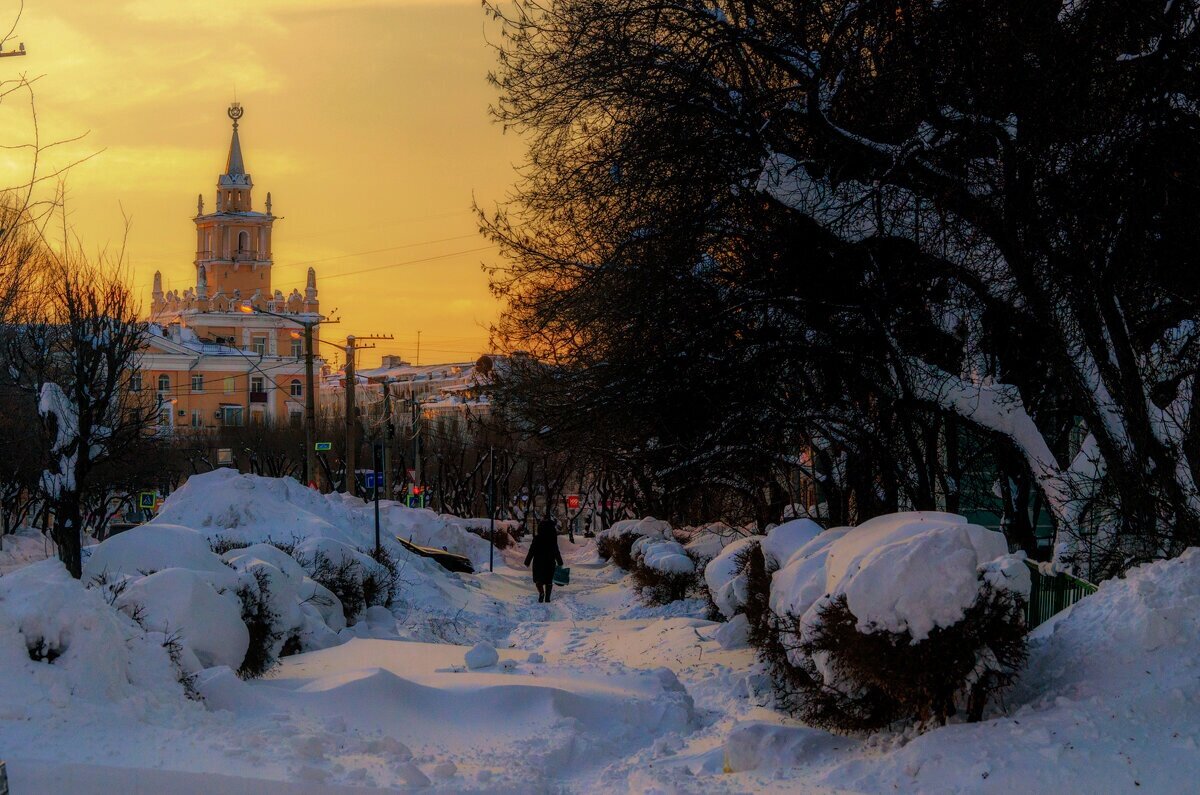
[272,233,483,273]
[318,245,497,282]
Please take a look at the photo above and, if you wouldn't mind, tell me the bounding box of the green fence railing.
[1024,559,1098,630]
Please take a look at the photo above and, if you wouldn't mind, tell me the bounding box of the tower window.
[238,230,250,253]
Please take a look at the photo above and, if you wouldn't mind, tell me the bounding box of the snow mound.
[771,512,1021,640]
[704,536,760,619]
[117,568,247,670]
[760,518,822,569]
[0,559,187,712]
[153,469,490,567]
[83,523,232,579]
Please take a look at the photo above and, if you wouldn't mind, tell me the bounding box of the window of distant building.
[157,374,170,393]
[290,379,302,397]
[291,338,302,358]
[238,230,250,253]
[223,377,235,394]
[221,405,243,427]
[191,374,204,392]
[252,335,266,356]
[191,410,203,428]
[250,376,265,393]
[289,410,302,428]
[130,372,142,392]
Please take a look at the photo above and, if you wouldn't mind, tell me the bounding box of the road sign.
[365,472,382,490]
[138,492,156,509]
[566,494,581,510]
[315,441,333,451]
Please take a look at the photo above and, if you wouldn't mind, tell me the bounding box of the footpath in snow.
[1,481,1198,793]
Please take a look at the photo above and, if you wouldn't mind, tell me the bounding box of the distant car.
[394,536,474,574]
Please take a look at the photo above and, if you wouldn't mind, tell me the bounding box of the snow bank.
[155,469,490,567]
[0,559,187,712]
[771,512,1022,640]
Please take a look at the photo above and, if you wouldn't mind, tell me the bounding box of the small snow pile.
[0,559,189,715]
[464,641,499,670]
[597,517,672,569]
[760,512,1030,733]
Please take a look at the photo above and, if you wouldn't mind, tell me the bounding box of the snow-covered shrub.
[0,560,192,711]
[758,512,1030,734]
[234,567,283,679]
[597,517,671,570]
[294,539,397,624]
[704,536,761,620]
[630,536,701,605]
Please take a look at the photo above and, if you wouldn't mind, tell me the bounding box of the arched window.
[290,379,303,397]
[237,230,250,254]
[157,374,170,393]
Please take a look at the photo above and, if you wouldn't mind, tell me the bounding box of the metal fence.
[1024,559,1098,630]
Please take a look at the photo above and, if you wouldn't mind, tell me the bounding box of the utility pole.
[304,322,319,490]
[344,335,357,495]
[373,440,383,556]
[488,446,496,573]
[410,396,423,497]
[382,380,395,500]
[342,333,393,498]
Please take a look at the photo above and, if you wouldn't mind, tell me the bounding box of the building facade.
[141,103,322,432]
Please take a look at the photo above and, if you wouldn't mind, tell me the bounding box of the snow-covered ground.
[1,482,1197,793]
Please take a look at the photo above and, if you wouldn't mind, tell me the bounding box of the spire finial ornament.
[228,101,244,129]
[266,192,272,214]
[197,193,204,215]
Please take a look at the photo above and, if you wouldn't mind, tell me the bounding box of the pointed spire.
[226,102,246,177]
[197,193,204,215]
[305,266,317,300]
[152,270,163,299]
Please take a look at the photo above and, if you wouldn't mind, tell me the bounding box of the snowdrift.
[721,548,1200,793]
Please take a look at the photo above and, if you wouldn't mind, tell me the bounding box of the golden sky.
[0,0,522,365]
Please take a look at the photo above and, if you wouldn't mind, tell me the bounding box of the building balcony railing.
[249,391,269,404]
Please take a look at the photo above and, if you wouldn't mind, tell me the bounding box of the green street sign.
[315,442,332,451]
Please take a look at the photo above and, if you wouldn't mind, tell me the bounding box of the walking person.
[524,518,563,603]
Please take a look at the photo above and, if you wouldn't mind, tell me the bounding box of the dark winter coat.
[524,532,563,584]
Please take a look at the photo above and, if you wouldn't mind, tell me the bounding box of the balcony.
[249,391,269,404]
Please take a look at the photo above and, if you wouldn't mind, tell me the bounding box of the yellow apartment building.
[142,103,322,431]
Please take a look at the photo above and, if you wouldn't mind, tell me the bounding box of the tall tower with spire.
[193,102,277,299]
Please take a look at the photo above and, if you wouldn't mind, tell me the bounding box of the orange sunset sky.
[0,0,522,365]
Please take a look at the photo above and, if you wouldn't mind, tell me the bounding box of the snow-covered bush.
[294,538,397,624]
[756,512,1031,734]
[597,517,671,570]
[630,536,702,605]
[0,559,194,710]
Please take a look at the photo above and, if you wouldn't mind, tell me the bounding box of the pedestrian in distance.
[524,518,563,603]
